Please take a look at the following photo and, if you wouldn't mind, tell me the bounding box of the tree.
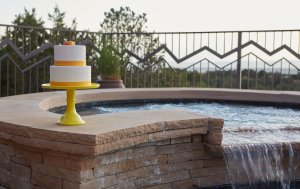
[48,5,66,29]
[0,8,47,96]
[100,7,147,33]
[48,4,77,30]
[13,8,44,27]
[8,8,45,53]
[99,7,164,69]
[48,4,78,42]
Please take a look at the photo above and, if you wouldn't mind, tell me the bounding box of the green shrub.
[97,38,122,80]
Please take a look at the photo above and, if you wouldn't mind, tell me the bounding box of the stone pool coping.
[41,88,300,108]
[1,88,300,156]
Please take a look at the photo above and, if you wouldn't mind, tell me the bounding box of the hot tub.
[0,88,300,189]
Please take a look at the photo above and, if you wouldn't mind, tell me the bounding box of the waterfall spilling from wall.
[223,142,299,189]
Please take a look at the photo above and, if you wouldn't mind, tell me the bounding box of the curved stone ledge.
[37,88,300,110]
[0,89,223,156]
[0,109,211,155]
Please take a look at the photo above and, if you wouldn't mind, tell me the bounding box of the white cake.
[50,42,91,86]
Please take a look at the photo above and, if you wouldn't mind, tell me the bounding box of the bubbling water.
[77,101,300,131]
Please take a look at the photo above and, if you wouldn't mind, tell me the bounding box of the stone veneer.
[0,89,228,189]
[2,88,300,189]
[0,113,225,189]
[0,117,226,189]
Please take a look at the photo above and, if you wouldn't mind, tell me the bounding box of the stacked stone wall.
[0,118,227,189]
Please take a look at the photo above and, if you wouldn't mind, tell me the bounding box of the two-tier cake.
[50,41,91,87]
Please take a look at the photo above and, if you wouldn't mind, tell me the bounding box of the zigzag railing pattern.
[1,24,300,96]
[120,40,300,64]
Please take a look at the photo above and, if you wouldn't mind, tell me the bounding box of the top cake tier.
[54,45,86,66]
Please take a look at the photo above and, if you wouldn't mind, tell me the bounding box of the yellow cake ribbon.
[50,81,91,87]
[54,61,86,66]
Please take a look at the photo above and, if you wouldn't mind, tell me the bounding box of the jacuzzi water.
[73,101,300,145]
[77,101,300,129]
[73,101,300,144]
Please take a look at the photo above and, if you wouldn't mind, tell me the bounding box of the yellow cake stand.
[41,83,100,126]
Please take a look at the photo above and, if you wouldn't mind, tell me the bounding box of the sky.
[0,0,300,32]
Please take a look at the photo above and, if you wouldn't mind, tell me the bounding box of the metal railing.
[0,23,300,97]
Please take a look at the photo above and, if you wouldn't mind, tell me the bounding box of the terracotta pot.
[98,80,125,89]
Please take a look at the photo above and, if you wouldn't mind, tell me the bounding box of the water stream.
[223,142,298,189]
[223,129,300,189]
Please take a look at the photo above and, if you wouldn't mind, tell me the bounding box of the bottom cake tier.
[50,66,91,86]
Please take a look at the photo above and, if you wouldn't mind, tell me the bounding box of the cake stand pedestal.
[41,83,99,126]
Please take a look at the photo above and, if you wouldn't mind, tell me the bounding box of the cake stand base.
[58,89,85,126]
[41,83,99,126]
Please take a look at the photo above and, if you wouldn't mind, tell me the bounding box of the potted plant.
[97,37,125,88]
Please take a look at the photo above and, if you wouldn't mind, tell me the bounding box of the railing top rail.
[1,23,300,35]
[0,24,101,34]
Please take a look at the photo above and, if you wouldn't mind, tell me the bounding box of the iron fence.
[0,24,300,97]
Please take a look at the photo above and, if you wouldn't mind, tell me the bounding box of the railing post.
[237,32,242,89]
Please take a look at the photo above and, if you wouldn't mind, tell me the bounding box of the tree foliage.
[48,4,77,30]
[100,7,147,33]
[8,8,45,53]
[13,8,44,27]
[48,4,78,42]
[1,6,80,96]
[99,7,164,69]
